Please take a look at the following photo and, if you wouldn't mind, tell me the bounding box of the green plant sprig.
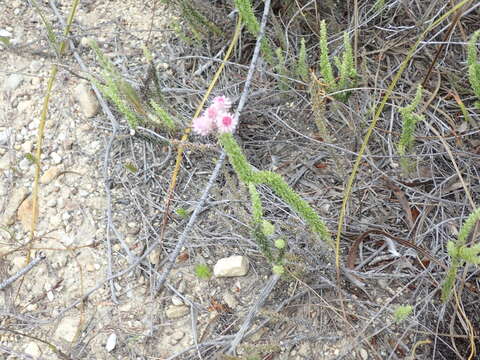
[467,29,480,109]
[441,207,480,302]
[397,85,424,173]
[219,133,332,247]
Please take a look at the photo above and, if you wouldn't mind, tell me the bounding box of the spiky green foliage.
[248,183,263,223]
[176,0,221,41]
[397,85,424,173]
[275,48,289,91]
[319,20,335,86]
[194,264,212,279]
[467,30,480,109]
[91,41,177,130]
[234,0,274,64]
[441,207,480,302]
[234,0,259,36]
[394,305,413,323]
[31,0,59,55]
[249,183,274,262]
[219,133,332,247]
[318,20,357,101]
[335,32,357,101]
[373,0,385,12]
[90,41,142,127]
[150,100,176,130]
[296,38,309,82]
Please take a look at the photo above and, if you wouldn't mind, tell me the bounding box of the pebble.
[17,196,35,231]
[213,255,249,277]
[24,342,41,357]
[165,305,189,319]
[54,316,79,342]
[0,29,12,38]
[18,157,31,170]
[0,153,10,170]
[74,81,99,118]
[50,152,62,165]
[105,333,117,352]
[359,348,368,360]
[3,74,24,92]
[21,140,33,153]
[40,166,62,184]
[171,295,184,306]
[0,129,10,145]
[223,293,238,309]
[2,186,28,225]
[172,330,184,340]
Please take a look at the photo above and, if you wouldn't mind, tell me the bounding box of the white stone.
[0,29,12,38]
[165,305,189,319]
[50,152,62,165]
[24,342,41,357]
[21,140,33,153]
[359,348,368,360]
[0,129,10,145]
[55,316,79,342]
[213,255,249,277]
[105,333,117,352]
[171,295,184,306]
[3,74,23,92]
[223,293,238,309]
[0,153,9,170]
[18,157,31,170]
[41,166,62,184]
[74,81,99,118]
[47,291,54,301]
[1,186,28,225]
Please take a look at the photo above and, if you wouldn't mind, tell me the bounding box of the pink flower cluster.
[192,96,236,136]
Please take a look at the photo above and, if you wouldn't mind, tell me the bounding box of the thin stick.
[0,252,46,290]
[154,0,272,294]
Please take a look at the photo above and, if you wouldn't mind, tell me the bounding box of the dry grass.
[1,0,480,359]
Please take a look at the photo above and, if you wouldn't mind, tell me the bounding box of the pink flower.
[216,112,237,133]
[212,96,232,111]
[206,105,220,120]
[192,115,215,136]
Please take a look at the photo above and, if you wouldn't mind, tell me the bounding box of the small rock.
[2,186,29,225]
[17,196,36,231]
[165,305,189,319]
[3,73,23,92]
[21,140,33,153]
[0,129,10,145]
[55,316,79,342]
[105,333,117,352]
[169,329,184,344]
[80,37,92,47]
[148,248,160,265]
[49,214,62,228]
[171,295,184,306]
[50,152,62,165]
[17,100,31,113]
[47,291,54,302]
[74,81,99,118]
[214,255,249,277]
[0,29,12,38]
[223,293,238,309]
[30,60,42,72]
[18,157,31,170]
[41,166,62,184]
[359,348,368,360]
[0,153,10,170]
[24,342,41,357]
[63,139,73,150]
